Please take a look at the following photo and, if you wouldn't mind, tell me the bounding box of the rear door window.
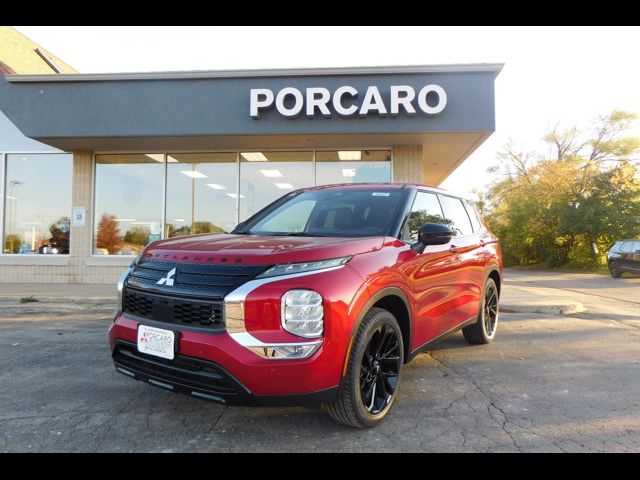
[465,200,483,233]
[439,195,474,236]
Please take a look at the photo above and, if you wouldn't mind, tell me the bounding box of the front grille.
[113,341,251,403]
[123,288,224,330]
[125,257,269,301]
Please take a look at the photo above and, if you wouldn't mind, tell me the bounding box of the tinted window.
[632,241,640,253]
[439,195,474,236]
[465,200,483,233]
[238,189,407,237]
[402,191,446,243]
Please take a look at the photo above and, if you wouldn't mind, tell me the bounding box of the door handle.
[479,239,486,247]
[449,244,459,253]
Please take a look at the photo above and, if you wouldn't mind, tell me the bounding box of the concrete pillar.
[392,145,423,184]
[69,150,93,283]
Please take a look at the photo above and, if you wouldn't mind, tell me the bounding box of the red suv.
[109,183,502,427]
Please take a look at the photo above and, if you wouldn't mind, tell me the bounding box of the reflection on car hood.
[144,233,385,265]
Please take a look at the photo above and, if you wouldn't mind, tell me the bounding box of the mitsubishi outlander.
[109,183,503,427]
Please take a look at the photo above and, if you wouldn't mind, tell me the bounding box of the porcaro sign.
[250,85,447,118]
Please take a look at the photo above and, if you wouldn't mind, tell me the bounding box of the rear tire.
[326,307,404,428]
[463,277,499,345]
[609,262,622,278]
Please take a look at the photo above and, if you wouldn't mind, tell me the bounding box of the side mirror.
[411,223,455,253]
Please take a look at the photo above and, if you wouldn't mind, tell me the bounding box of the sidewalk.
[0,283,117,304]
[500,283,585,315]
[0,277,585,314]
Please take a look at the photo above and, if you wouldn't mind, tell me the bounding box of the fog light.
[281,289,323,338]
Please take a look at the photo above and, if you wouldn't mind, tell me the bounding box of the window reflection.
[166,153,238,237]
[4,153,72,254]
[315,150,391,185]
[94,154,163,255]
[239,151,314,221]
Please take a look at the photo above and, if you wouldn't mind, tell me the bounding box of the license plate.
[137,325,176,360]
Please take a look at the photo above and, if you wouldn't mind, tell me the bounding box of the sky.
[14,26,640,196]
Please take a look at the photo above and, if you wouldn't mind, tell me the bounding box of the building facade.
[0,63,502,284]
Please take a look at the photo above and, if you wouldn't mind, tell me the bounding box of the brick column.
[69,150,93,283]
[392,145,423,184]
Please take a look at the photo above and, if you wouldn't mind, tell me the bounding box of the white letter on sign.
[306,87,331,117]
[250,89,274,118]
[333,86,359,116]
[390,85,416,115]
[276,87,304,117]
[359,86,387,115]
[417,85,447,115]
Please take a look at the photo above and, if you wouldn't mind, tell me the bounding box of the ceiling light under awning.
[227,193,246,199]
[181,170,207,178]
[260,169,283,178]
[338,151,362,161]
[242,152,268,162]
[342,169,357,177]
[275,183,294,189]
[206,183,226,190]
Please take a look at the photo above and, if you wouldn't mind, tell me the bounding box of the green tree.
[484,110,640,268]
[124,226,150,246]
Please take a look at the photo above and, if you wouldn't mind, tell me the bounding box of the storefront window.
[165,153,238,237]
[94,154,164,255]
[239,151,314,221]
[315,150,391,185]
[3,153,72,254]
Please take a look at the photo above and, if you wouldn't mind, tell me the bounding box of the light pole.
[8,180,24,253]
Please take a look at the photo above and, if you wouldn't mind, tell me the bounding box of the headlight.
[257,256,351,279]
[281,289,323,338]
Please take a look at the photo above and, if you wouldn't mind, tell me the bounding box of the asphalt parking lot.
[1,270,639,452]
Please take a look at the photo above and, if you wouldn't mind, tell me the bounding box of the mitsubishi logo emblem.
[157,268,176,286]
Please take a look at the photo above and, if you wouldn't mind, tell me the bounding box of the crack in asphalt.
[427,352,523,453]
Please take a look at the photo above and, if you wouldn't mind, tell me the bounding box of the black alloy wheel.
[326,307,404,428]
[359,323,401,414]
[483,282,499,338]
[463,277,500,345]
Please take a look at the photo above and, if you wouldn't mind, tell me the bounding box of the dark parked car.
[607,239,640,278]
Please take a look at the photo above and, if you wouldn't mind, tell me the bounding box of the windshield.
[234,188,408,237]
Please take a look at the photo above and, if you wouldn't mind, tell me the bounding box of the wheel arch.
[342,287,413,376]
[487,267,502,295]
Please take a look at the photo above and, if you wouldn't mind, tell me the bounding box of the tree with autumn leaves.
[483,110,640,268]
[96,213,123,254]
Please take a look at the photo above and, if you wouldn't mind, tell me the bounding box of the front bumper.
[112,340,337,406]
[109,312,345,399]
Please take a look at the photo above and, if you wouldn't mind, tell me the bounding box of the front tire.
[463,277,499,345]
[609,262,622,278]
[326,307,404,428]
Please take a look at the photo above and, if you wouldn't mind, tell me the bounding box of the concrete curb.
[499,302,586,315]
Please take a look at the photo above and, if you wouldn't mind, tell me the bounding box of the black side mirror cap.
[410,223,455,253]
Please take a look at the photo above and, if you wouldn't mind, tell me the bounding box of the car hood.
[143,233,384,265]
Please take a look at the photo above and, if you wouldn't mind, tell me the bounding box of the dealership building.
[0,63,502,284]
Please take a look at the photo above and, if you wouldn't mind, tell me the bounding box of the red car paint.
[109,183,502,404]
